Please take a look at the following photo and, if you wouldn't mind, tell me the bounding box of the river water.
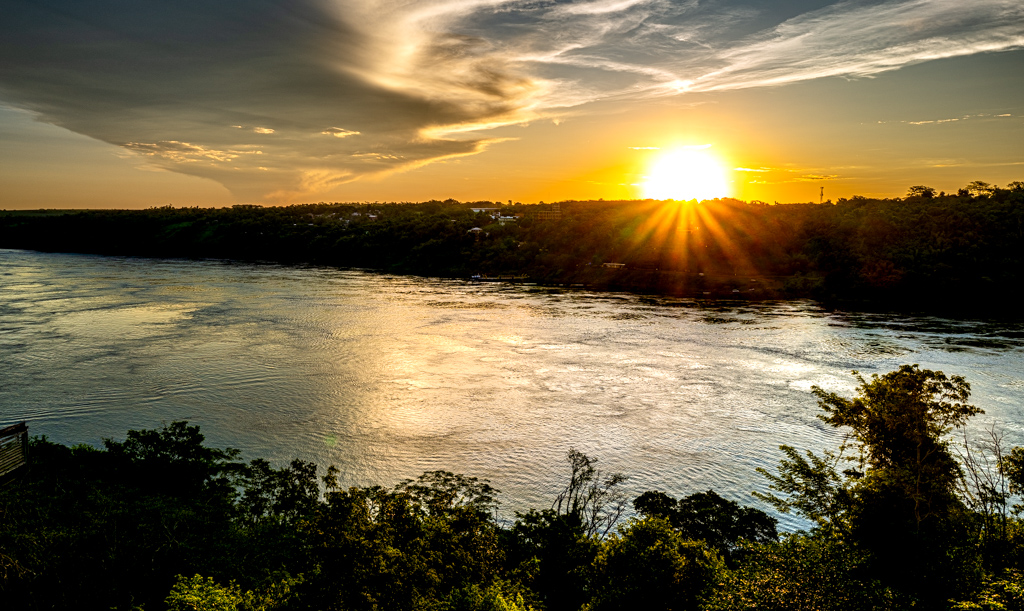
[2,248,1023,528]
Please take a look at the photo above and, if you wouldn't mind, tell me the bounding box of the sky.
[1,0,1022,208]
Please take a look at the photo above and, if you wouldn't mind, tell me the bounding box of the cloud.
[1,0,1021,201]
[503,0,1024,101]
[734,166,846,184]
[124,141,263,164]
[874,112,1015,126]
[552,0,656,17]
[794,174,841,182]
[323,127,361,138]
[687,1,1024,92]
[0,0,539,201]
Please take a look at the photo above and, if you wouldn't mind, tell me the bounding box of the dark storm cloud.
[0,0,530,200]
[1,0,1022,200]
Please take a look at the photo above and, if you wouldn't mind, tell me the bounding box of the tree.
[0,425,262,610]
[814,364,980,528]
[588,517,724,611]
[165,573,301,611]
[238,458,321,526]
[103,420,243,498]
[705,533,902,611]
[307,472,505,611]
[395,470,499,519]
[754,446,852,529]
[756,366,986,604]
[439,582,534,611]
[633,490,778,562]
[1000,446,1024,517]
[509,509,599,611]
[906,186,936,198]
[166,574,243,611]
[951,570,1024,611]
[812,365,984,603]
[552,448,628,538]
[956,428,1013,569]
[966,181,996,197]
[506,449,625,611]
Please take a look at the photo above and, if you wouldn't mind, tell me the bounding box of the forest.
[1,181,1022,313]
[3,365,1024,610]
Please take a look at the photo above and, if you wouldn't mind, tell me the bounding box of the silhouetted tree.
[966,181,996,197]
[633,490,777,562]
[760,365,984,604]
[588,517,723,611]
[552,448,628,538]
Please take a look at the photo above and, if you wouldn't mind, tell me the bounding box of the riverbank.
[2,192,1021,315]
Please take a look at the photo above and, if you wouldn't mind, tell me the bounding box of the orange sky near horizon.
[1,1,1022,209]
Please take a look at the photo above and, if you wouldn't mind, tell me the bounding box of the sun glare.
[642,148,730,201]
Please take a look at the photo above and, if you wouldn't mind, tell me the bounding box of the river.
[2,248,1022,528]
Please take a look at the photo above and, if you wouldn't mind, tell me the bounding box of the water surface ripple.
[2,249,1023,529]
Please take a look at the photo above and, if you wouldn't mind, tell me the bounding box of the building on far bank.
[535,202,561,221]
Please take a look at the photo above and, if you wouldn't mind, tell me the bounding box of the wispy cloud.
[734,165,847,185]
[124,141,263,164]
[874,112,1018,125]
[552,0,656,17]
[687,1,1024,92]
[794,174,841,182]
[323,127,362,138]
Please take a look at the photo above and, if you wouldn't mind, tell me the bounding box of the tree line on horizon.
[4,365,1024,610]
[1,181,1022,312]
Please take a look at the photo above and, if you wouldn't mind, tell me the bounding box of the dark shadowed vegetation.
[4,365,1024,610]
[2,182,1022,313]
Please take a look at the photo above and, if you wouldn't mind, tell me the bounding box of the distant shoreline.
[5,246,1020,323]
[2,193,1021,317]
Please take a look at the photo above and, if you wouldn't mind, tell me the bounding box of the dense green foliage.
[2,182,1022,311]
[2,366,1024,610]
[751,365,1024,609]
[633,490,778,563]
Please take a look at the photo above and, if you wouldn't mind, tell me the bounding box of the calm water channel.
[2,248,1023,528]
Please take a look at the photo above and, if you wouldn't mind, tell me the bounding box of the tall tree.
[817,365,982,603]
[757,366,985,605]
[814,365,980,528]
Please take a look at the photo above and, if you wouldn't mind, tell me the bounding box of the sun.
[641,148,730,201]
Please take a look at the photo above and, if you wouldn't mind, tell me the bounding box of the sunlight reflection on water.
[2,249,1023,530]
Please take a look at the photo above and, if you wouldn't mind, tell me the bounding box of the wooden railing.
[0,421,28,480]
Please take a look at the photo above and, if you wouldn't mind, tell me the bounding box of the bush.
[587,517,724,611]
